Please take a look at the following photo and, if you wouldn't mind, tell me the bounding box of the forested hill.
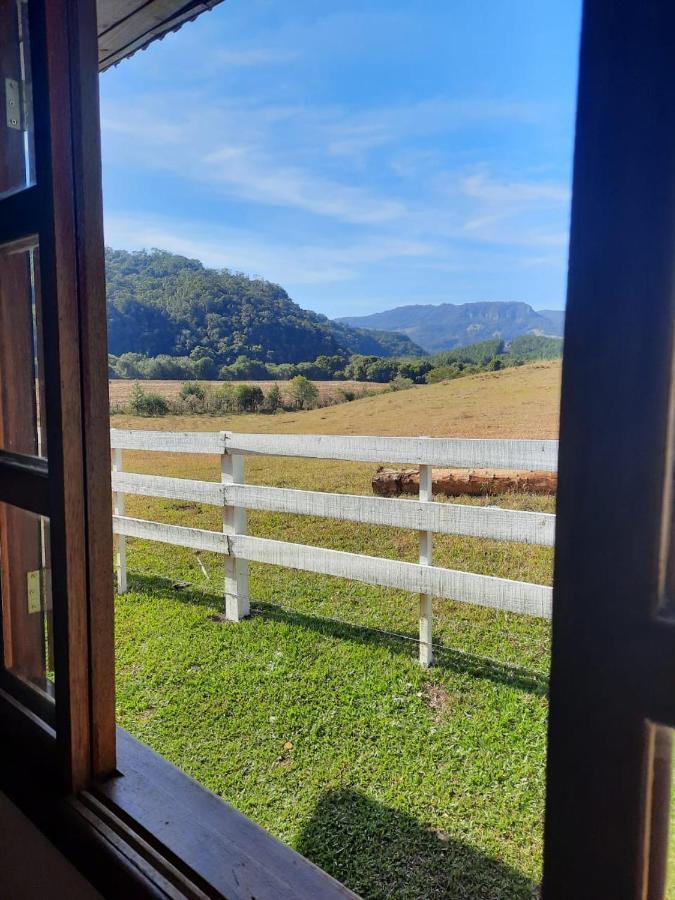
[105,248,424,364]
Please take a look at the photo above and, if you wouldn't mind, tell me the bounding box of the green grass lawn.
[115,440,552,899]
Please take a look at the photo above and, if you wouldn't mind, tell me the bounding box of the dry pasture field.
[111,360,562,439]
[109,378,377,405]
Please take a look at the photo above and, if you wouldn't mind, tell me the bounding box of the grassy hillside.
[112,359,562,439]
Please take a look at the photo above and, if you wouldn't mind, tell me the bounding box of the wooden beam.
[67,0,116,777]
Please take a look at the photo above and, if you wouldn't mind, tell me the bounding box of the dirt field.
[109,379,377,404]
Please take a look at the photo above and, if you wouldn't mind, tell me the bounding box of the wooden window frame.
[2,0,675,897]
[0,0,114,791]
[543,2,675,898]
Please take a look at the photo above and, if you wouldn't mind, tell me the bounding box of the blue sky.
[100,0,582,318]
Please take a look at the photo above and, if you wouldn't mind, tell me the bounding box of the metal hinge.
[27,569,51,614]
[5,78,20,130]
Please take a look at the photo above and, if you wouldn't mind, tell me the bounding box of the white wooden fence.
[110,429,558,667]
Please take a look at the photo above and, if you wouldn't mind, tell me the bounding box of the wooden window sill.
[84,728,357,898]
[0,724,356,898]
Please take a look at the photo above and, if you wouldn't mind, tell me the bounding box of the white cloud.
[325,97,546,161]
[460,171,569,207]
[427,168,572,250]
[100,109,184,144]
[103,213,436,287]
[100,90,571,286]
[101,88,554,227]
[204,145,405,224]
[102,97,407,225]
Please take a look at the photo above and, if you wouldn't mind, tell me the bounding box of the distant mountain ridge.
[105,248,425,363]
[337,301,565,353]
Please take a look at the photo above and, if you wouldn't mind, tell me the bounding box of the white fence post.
[221,443,250,621]
[418,463,433,667]
[112,447,127,594]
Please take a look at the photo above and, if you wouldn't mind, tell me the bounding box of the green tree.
[389,375,414,391]
[265,383,282,412]
[114,352,146,379]
[397,359,433,383]
[425,365,462,384]
[128,382,168,416]
[288,375,319,409]
[192,356,216,379]
[343,355,377,381]
[208,384,237,414]
[365,358,398,382]
[235,384,264,412]
[180,381,206,401]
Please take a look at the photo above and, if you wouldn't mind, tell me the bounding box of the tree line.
[115,376,392,418]
[109,335,562,385]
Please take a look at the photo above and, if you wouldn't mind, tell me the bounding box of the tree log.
[372,467,557,497]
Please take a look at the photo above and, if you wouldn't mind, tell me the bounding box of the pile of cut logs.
[371,467,556,498]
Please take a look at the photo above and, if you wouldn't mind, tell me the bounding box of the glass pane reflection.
[0,0,35,198]
[0,502,53,697]
[0,239,46,457]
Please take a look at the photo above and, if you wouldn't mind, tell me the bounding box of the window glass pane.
[0,502,53,698]
[0,0,35,198]
[0,239,46,457]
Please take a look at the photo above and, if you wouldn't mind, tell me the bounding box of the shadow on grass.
[296,787,536,900]
[124,573,548,698]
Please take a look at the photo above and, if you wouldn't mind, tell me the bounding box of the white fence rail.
[110,429,558,666]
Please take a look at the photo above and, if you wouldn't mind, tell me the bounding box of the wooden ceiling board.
[96,0,145,35]
[97,1,224,71]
